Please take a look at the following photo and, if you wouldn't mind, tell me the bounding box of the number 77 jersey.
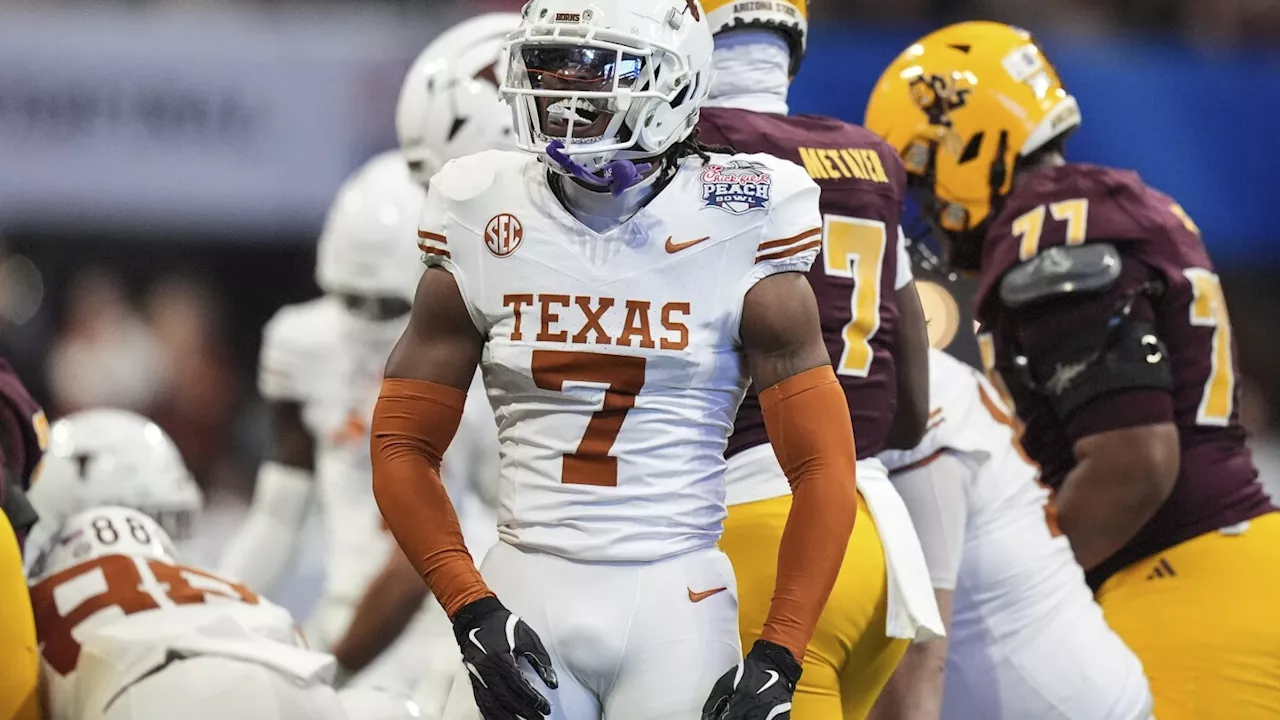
[972,162,1274,588]
[417,149,822,562]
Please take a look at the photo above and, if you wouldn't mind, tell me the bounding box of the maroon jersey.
[974,163,1274,588]
[699,108,908,459]
[0,358,46,538]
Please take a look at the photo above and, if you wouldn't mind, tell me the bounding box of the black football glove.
[453,596,558,720]
[702,639,802,720]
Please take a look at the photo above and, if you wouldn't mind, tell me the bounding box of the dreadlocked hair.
[656,127,735,182]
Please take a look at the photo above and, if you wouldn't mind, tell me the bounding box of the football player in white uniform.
[24,408,204,566]
[217,150,494,693]
[328,14,514,716]
[875,348,1154,719]
[373,2,859,719]
[29,506,347,720]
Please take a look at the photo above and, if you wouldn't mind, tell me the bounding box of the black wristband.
[451,596,505,639]
[750,639,802,686]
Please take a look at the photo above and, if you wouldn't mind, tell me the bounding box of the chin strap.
[546,140,652,197]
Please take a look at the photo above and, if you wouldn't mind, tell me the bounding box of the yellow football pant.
[0,512,42,720]
[1098,511,1280,720]
[721,493,908,720]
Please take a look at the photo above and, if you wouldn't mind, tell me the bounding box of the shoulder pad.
[434,150,518,202]
[999,243,1122,308]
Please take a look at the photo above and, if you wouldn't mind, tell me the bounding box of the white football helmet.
[29,505,176,581]
[396,13,521,186]
[314,150,428,307]
[27,409,203,552]
[501,0,714,174]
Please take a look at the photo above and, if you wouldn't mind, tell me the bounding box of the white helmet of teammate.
[501,0,714,175]
[27,409,203,548]
[315,151,427,306]
[29,505,176,581]
[396,13,521,186]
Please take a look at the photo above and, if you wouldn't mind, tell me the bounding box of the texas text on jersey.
[416,147,821,561]
[700,110,908,460]
[973,163,1275,589]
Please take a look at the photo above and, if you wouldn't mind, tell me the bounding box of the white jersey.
[30,554,328,720]
[419,150,821,562]
[259,297,498,604]
[879,350,1056,533]
[880,350,1152,719]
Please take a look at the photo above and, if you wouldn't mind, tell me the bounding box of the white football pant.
[442,542,741,720]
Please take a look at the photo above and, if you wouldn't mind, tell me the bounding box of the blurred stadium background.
[1,0,1277,614]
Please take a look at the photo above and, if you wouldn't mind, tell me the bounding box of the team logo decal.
[701,160,772,215]
[910,73,970,128]
[485,213,524,258]
[909,72,975,160]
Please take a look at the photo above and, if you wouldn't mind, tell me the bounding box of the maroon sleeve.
[1008,255,1174,441]
[0,397,23,505]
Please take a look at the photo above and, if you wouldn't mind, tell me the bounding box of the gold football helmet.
[701,0,809,74]
[865,22,1081,270]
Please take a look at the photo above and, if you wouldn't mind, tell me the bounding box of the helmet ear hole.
[988,130,1010,195]
[671,83,690,108]
[958,131,984,164]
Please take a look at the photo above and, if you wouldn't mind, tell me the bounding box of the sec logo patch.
[485,213,524,257]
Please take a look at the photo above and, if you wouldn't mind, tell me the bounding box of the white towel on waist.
[857,458,946,642]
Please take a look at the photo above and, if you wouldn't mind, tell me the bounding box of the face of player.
[521,45,643,141]
[333,292,413,322]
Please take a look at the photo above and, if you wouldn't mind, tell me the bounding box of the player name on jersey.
[502,293,689,350]
[796,147,891,183]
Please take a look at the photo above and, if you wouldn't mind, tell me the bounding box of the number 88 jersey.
[29,508,312,720]
[418,149,821,563]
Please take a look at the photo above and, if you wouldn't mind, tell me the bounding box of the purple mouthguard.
[546,140,653,197]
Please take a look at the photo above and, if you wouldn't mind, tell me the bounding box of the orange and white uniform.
[421,148,822,718]
[880,350,1153,720]
[28,510,345,720]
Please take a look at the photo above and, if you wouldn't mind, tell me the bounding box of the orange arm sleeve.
[758,365,858,660]
[371,377,494,618]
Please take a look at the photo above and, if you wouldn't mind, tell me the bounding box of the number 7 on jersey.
[532,350,647,487]
[821,215,889,377]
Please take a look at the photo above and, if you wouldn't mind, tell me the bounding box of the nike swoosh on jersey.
[665,235,711,253]
[688,586,728,603]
